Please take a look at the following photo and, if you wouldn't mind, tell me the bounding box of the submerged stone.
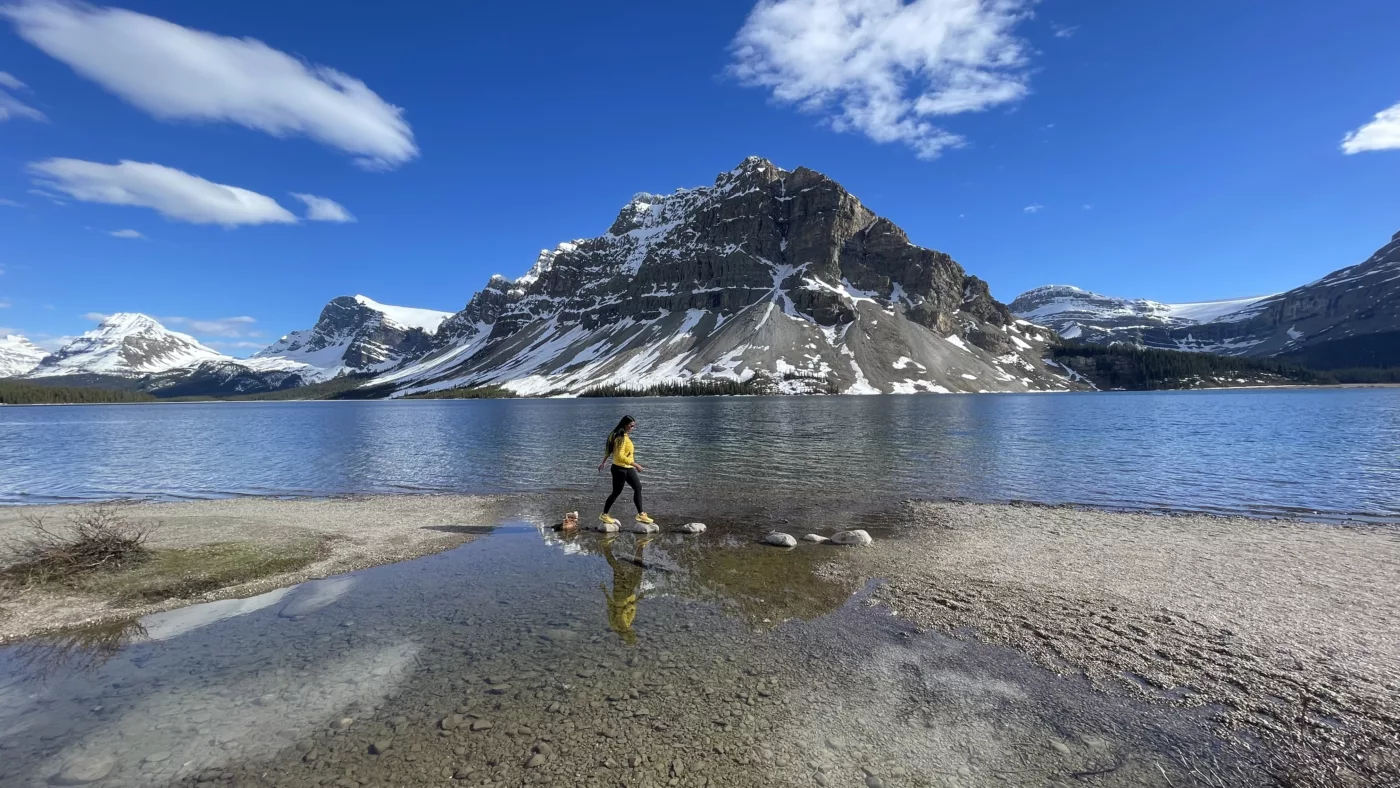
[677,522,707,534]
[830,529,873,547]
[762,532,798,547]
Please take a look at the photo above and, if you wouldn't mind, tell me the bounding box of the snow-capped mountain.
[254,295,452,382]
[1008,286,1270,346]
[1013,230,1400,364]
[0,334,50,377]
[23,313,315,396]
[27,313,228,378]
[373,157,1076,397]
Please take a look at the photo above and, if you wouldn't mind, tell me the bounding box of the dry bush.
[1,507,158,587]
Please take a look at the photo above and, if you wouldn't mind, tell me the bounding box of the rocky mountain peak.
[374,159,1075,397]
[254,295,451,381]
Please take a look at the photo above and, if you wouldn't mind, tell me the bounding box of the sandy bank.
[831,502,1400,784]
[0,494,510,642]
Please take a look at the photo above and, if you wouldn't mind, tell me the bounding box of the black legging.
[604,464,643,514]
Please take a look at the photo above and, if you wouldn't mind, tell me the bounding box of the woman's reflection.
[599,536,650,645]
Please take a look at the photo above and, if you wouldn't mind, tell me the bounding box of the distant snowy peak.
[27,313,227,378]
[1009,286,1270,345]
[255,295,450,381]
[0,334,49,377]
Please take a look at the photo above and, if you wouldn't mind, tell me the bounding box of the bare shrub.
[1,507,158,586]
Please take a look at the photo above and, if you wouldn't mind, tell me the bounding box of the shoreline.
[0,495,1395,783]
[0,494,511,643]
[4,381,1399,407]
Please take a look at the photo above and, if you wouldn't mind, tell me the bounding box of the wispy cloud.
[1023,203,1043,213]
[164,315,260,338]
[34,333,76,351]
[1342,102,1400,154]
[1051,23,1078,39]
[28,187,66,204]
[729,0,1035,159]
[1082,203,1093,210]
[82,311,111,322]
[0,198,23,207]
[206,339,265,351]
[109,228,144,239]
[29,158,298,226]
[0,299,11,309]
[3,0,417,169]
[291,193,355,223]
[0,69,45,122]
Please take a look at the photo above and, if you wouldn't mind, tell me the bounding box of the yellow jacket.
[611,434,635,468]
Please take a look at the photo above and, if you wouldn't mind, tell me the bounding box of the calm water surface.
[3,389,1399,520]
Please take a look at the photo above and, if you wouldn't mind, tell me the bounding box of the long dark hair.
[606,415,636,454]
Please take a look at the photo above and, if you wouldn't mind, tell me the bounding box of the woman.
[597,415,653,526]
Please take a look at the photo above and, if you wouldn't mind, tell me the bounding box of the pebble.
[525,753,546,768]
[369,740,393,755]
[471,719,494,732]
[762,532,798,548]
[1050,740,1071,755]
[802,534,830,543]
[865,776,884,788]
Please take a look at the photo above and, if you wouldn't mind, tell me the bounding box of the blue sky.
[2,0,1399,354]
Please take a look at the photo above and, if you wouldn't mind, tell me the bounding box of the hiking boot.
[635,513,655,525]
[599,513,620,525]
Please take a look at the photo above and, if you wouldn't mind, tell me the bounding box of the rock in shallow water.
[593,521,619,533]
[762,532,798,547]
[52,756,114,785]
[802,534,830,543]
[831,529,873,547]
[677,522,706,534]
[630,521,660,534]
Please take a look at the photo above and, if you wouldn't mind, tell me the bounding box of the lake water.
[4,389,1399,521]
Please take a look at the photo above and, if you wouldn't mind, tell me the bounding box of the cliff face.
[379,158,1074,396]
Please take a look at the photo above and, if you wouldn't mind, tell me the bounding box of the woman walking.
[598,415,653,526]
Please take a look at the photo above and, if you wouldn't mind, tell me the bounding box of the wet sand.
[834,501,1400,785]
[0,495,511,642]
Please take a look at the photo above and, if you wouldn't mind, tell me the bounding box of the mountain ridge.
[1012,230,1400,363]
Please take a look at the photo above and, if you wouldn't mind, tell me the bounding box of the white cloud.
[82,311,111,322]
[1342,102,1400,154]
[0,299,10,309]
[291,193,355,223]
[0,198,21,207]
[0,69,45,122]
[3,1,417,169]
[28,187,66,204]
[164,315,259,337]
[1051,23,1078,39]
[29,158,298,226]
[109,228,144,238]
[1023,203,1042,213]
[1081,203,1092,210]
[729,0,1034,159]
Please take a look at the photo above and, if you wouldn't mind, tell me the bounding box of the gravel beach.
[833,502,1400,785]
